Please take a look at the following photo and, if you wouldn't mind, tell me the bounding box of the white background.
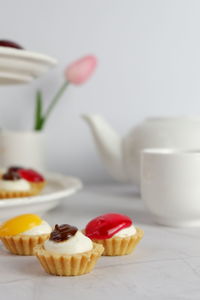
[0,0,200,183]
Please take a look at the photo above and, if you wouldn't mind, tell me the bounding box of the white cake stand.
[0,172,82,220]
[0,46,57,84]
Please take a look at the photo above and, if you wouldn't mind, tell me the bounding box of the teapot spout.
[82,114,128,182]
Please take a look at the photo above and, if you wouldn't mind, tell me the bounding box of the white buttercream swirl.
[0,179,31,191]
[113,225,136,237]
[44,231,93,255]
[21,221,52,236]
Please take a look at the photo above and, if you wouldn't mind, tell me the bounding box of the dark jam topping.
[85,213,133,240]
[8,166,22,173]
[2,171,21,181]
[0,40,23,49]
[50,224,78,242]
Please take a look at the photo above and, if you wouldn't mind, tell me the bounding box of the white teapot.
[83,115,200,187]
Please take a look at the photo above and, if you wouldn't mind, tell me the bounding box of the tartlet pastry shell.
[0,189,39,198]
[34,242,104,276]
[0,181,46,199]
[30,181,46,193]
[1,234,50,255]
[86,227,144,256]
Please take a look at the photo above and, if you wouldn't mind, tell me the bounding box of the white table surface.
[1,184,200,300]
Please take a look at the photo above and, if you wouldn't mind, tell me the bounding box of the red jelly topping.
[85,213,132,240]
[18,169,44,182]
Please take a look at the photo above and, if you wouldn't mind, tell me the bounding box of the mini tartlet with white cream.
[0,214,51,255]
[0,166,46,198]
[84,213,144,256]
[34,224,104,276]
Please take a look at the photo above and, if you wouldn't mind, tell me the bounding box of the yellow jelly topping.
[0,214,42,237]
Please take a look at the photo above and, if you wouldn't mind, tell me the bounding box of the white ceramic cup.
[141,149,200,227]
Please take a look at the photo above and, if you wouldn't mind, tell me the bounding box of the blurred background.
[0,0,200,183]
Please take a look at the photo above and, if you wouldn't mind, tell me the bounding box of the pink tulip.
[65,55,97,85]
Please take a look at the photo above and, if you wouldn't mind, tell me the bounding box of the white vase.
[0,130,45,171]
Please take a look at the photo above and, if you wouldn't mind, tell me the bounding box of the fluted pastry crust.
[1,234,50,255]
[34,242,104,276]
[86,227,144,256]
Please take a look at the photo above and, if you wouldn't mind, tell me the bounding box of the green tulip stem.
[42,81,70,128]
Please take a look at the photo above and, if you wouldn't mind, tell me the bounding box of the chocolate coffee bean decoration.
[50,224,78,242]
[2,172,21,181]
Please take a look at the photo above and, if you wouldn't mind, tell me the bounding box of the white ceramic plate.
[0,172,82,220]
[0,47,57,84]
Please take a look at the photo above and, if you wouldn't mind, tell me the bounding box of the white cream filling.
[0,179,31,191]
[21,221,52,236]
[44,230,93,255]
[113,225,136,237]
